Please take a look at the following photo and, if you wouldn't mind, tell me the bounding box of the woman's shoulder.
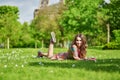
[69,44,78,52]
[68,44,77,51]
[72,44,77,48]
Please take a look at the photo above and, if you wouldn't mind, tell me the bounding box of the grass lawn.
[0,48,120,80]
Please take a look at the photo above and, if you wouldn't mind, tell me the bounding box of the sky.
[0,0,110,24]
[0,0,60,23]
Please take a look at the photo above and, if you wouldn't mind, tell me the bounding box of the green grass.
[0,48,120,80]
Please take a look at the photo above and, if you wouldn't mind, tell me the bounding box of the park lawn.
[0,48,120,80]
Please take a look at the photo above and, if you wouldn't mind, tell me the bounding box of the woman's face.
[76,37,82,48]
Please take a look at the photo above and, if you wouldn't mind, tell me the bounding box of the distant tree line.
[0,0,120,49]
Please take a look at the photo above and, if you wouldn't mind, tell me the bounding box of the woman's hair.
[72,33,87,58]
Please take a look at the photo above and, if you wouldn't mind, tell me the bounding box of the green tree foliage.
[30,19,46,48]
[109,0,120,30]
[107,0,120,42]
[59,0,102,34]
[31,3,67,48]
[59,0,120,46]
[14,22,34,48]
[112,30,120,42]
[0,1,119,48]
[102,29,120,49]
[98,0,120,44]
[59,0,107,46]
[99,0,120,49]
[0,5,21,48]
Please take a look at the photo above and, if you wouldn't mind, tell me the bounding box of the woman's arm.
[72,45,82,60]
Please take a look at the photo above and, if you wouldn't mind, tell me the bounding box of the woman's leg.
[37,32,56,58]
[47,42,54,58]
[38,42,54,57]
[47,32,56,58]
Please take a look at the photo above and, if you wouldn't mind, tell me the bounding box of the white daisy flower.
[72,64,75,67]
[21,65,24,68]
[39,62,42,65]
[4,65,7,68]
[49,70,53,73]
[110,59,112,62]
[15,64,18,67]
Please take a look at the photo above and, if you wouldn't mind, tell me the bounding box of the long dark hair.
[72,33,87,58]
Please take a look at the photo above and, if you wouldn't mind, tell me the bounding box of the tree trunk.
[7,37,9,49]
[107,23,110,43]
[41,40,44,48]
[35,41,37,48]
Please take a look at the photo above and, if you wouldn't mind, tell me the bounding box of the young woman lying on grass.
[38,32,96,61]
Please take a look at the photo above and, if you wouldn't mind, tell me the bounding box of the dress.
[53,45,85,60]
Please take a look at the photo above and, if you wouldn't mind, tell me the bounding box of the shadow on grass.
[29,58,120,72]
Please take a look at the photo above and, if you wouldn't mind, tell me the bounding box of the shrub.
[102,42,120,50]
[112,30,120,42]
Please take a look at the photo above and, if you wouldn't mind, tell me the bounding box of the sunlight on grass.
[0,48,120,80]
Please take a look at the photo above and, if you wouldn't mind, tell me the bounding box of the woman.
[38,32,96,61]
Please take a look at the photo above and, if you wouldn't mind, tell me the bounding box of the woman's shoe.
[37,51,43,57]
[50,32,56,43]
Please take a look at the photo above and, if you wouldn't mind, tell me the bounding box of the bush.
[102,42,120,50]
[112,30,120,42]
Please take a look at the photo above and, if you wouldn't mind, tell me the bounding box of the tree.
[31,2,66,48]
[59,0,107,46]
[0,5,21,49]
[109,0,120,30]
[97,0,120,44]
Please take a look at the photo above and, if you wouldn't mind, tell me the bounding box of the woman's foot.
[50,32,56,43]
